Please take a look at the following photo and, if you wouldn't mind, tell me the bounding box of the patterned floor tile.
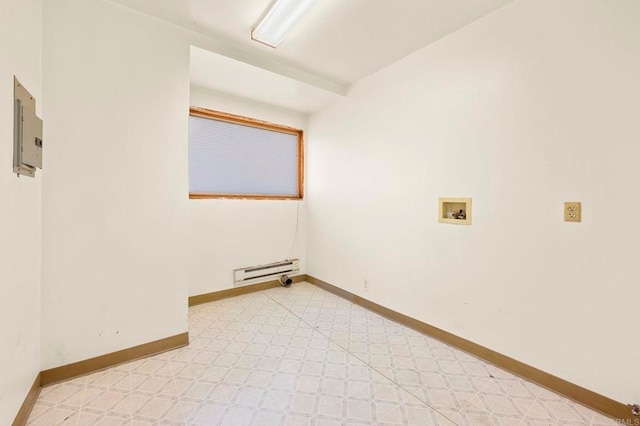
[28,282,619,426]
[26,406,77,425]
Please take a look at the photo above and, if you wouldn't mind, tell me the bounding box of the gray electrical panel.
[13,77,43,177]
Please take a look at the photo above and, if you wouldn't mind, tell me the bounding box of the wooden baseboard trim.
[40,332,189,387]
[12,373,41,426]
[188,275,306,307]
[305,275,633,423]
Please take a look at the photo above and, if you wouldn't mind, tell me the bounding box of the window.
[189,107,304,199]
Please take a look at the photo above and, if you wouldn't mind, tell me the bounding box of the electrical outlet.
[363,279,369,291]
[564,202,581,222]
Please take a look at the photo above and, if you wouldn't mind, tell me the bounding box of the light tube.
[251,0,320,48]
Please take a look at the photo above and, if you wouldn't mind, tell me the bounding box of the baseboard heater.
[233,259,300,286]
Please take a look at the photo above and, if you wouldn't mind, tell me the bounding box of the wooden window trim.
[189,107,304,200]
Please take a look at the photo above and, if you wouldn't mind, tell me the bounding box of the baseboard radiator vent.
[233,259,300,286]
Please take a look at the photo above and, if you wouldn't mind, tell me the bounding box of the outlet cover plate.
[564,202,581,222]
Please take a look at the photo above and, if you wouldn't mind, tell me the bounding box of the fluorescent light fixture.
[252,0,320,48]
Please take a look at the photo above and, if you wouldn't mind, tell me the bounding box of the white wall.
[188,86,307,297]
[38,0,308,371]
[41,0,189,369]
[306,0,640,404]
[0,0,42,422]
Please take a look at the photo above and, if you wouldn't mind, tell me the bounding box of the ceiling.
[190,46,343,113]
[109,0,514,87]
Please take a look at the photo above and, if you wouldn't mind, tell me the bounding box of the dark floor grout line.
[197,286,586,424]
[261,285,461,426]
[197,286,566,425]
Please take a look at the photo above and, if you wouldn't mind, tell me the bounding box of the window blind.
[189,115,299,196]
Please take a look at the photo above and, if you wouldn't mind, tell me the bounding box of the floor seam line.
[262,287,461,425]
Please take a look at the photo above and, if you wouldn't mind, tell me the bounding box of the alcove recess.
[438,198,472,225]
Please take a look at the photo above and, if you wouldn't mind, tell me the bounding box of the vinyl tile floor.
[28,282,618,425]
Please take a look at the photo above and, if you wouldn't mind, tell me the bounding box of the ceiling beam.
[190,33,347,96]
